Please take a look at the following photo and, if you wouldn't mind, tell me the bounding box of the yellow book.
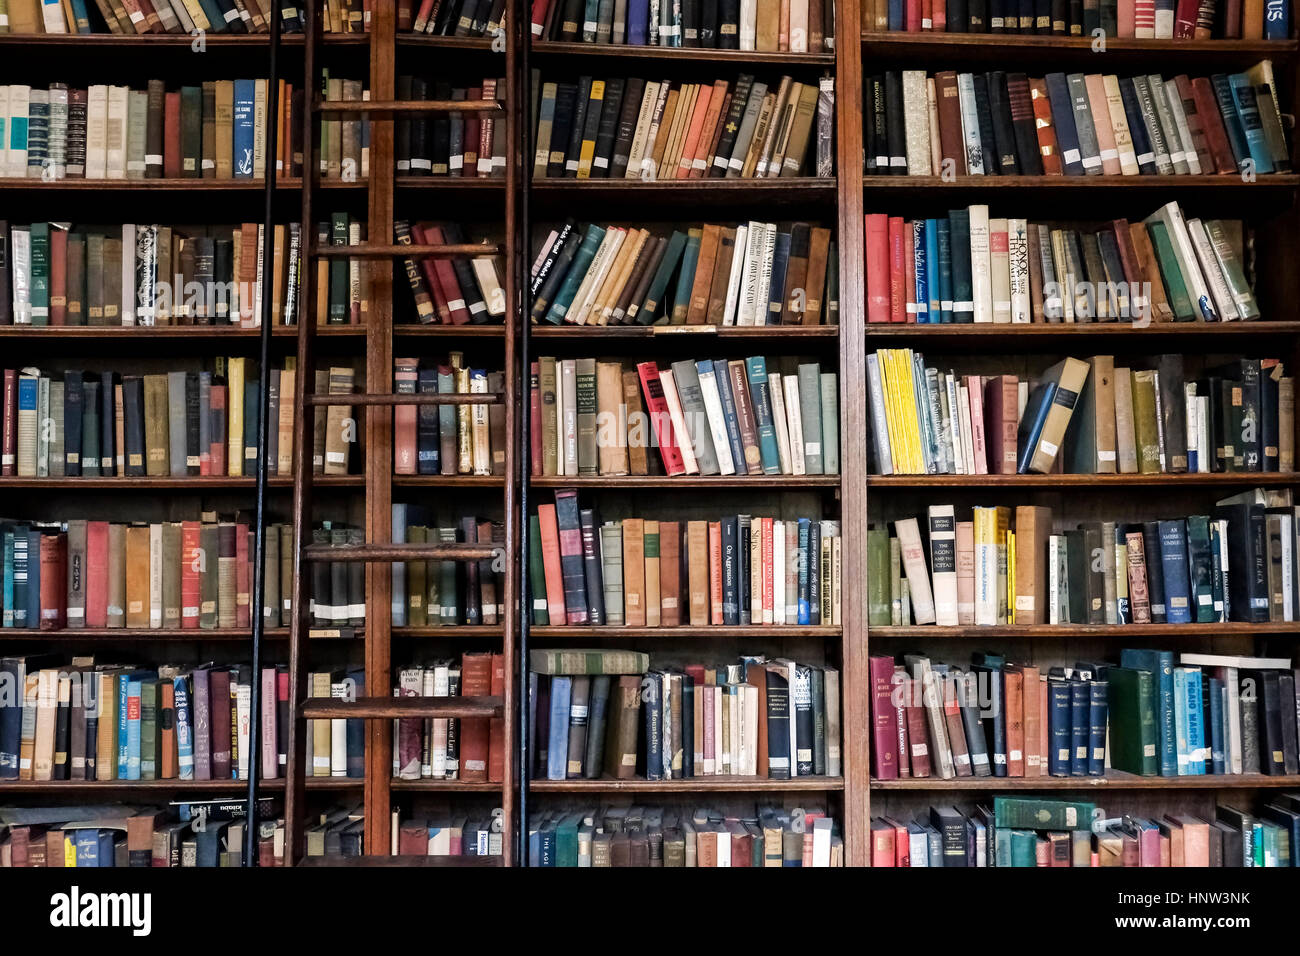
[973,506,998,626]
[1006,529,1016,625]
[899,350,924,474]
[226,357,246,477]
[876,352,902,477]
[994,506,1011,624]
[576,80,606,179]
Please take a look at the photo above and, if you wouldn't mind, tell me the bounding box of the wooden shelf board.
[393,325,506,336]
[394,35,497,50]
[868,622,1300,638]
[0,326,364,340]
[530,625,841,638]
[388,779,505,792]
[395,176,506,189]
[871,773,1300,791]
[529,775,845,792]
[0,177,361,191]
[391,475,506,487]
[0,777,358,791]
[860,31,1298,56]
[391,625,505,638]
[863,174,1300,190]
[0,627,362,641]
[866,473,1298,488]
[0,33,369,47]
[298,854,502,866]
[864,320,1300,339]
[529,324,839,339]
[531,40,835,64]
[301,696,503,719]
[0,475,363,490]
[529,475,841,489]
[531,179,837,198]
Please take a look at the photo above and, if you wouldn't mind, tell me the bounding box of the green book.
[1185,515,1215,623]
[797,363,823,475]
[636,229,687,325]
[29,222,50,326]
[1008,829,1038,867]
[1106,666,1158,776]
[1144,221,1196,321]
[407,526,427,627]
[599,522,623,626]
[1204,219,1260,320]
[819,371,839,475]
[867,529,891,626]
[528,514,549,626]
[668,228,702,325]
[544,224,605,325]
[994,797,1096,831]
[139,678,158,780]
[575,358,597,475]
[438,527,458,625]
[199,523,219,629]
[328,213,350,324]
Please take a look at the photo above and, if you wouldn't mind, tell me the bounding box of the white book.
[35,376,48,476]
[895,517,937,625]
[7,85,30,179]
[1103,75,1140,175]
[968,204,993,322]
[531,230,558,278]
[696,363,736,475]
[782,372,807,477]
[566,228,620,325]
[768,373,793,474]
[1186,218,1236,322]
[1154,3,1174,38]
[121,223,136,325]
[928,504,959,626]
[472,257,506,316]
[957,383,975,474]
[1224,665,1242,773]
[1197,396,1210,473]
[1282,512,1295,622]
[754,222,777,324]
[624,81,660,178]
[956,73,984,175]
[149,523,163,627]
[658,369,700,475]
[85,85,108,179]
[560,359,578,475]
[106,85,129,179]
[1007,218,1031,323]
[10,227,31,324]
[126,90,146,179]
[739,0,756,50]
[1184,383,1199,472]
[1048,534,1063,624]
[40,0,67,32]
[1145,202,1214,321]
[153,0,182,31]
[772,521,786,624]
[944,374,965,475]
[169,0,197,33]
[571,227,624,325]
[743,683,759,774]
[432,664,450,779]
[47,84,67,181]
[720,222,748,325]
[737,221,765,326]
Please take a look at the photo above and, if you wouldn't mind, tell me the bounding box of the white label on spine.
[477,158,493,173]
[223,8,239,21]
[447,298,466,311]
[729,157,744,170]
[953,301,974,312]
[1137,151,1155,164]
[410,158,432,170]
[805,442,820,456]
[1100,149,1118,161]
[201,159,215,170]
[565,159,578,171]
[1171,150,1185,163]
[131,9,146,21]
[1082,154,1101,169]
[1039,439,1058,456]
[594,156,609,169]
[67,608,84,620]
[145,154,163,166]
[326,451,345,464]
[449,156,463,170]
[1098,450,1116,461]
[1064,148,1081,164]
[890,156,906,167]
[533,599,546,610]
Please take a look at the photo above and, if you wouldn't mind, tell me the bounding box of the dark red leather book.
[935,71,967,175]
[905,678,932,777]
[163,91,182,178]
[209,668,232,781]
[1029,77,1063,176]
[983,374,1020,475]
[460,652,492,783]
[2,369,15,476]
[865,214,891,324]
[1191,77,1237,174]
[49,228,67,326]
[39,533,67,630]
[487,652,506,783]
[888,216,907,322]
[85,521,109,628]
[870,655,900,779]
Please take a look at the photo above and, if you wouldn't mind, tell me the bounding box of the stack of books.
[394,356,506,476]
[396,221,506,325]
[392,812,504,858]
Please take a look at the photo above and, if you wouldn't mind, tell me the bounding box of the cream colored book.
[658,368,700,475]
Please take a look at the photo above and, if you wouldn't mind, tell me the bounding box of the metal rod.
[516,0,533,869]
[245,0,283,866]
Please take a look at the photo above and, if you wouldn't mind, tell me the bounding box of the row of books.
[871,650,1300,782]
[870,797,1300,867]
[394,76,506,180]
[0,658,299,781]
[0,217,379,328]
[863,0,1292,39]
[864,203,1258,325]
[874,490,1296,627]
[532,72,834,181]
[531,356,839,478]
[531,219,837,327]
[394,357,506,476]
[0,0,360,34]
[0,79,333,184]
[869,352,1290,477]
[390,507,507,627]
[867,63,1289,178]
[2,361,357,478]
[528,804,842,866]
[530,0,835,50]
[530,649,842,780]
[532,493,843,626]
[397,221,506,324]
[391,653,507,780]
[403,0,505,35]
[391,811,505,858]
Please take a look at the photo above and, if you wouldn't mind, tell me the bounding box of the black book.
[609,77,645,179]
[1100,0,1117,33]
[680,674,694,777]
[1065,528,1088,623]
[184,372,200,476]
[1017,0,1034,30]
[553,494,588,623]
[738,515,751,625]
[1261,360,1281,473]
[1260,671,1288,775]
[1279,671,1300,775]
[53,679,70,780]
[242,381,259,477]
[642,671,662,779]
[557,0,584,40]
[1213,501,1268,622]
[311,528,331,625]
[765,668,791,779]
[430,81,452,176]
[463,517,482,626]
[434,0,462,33]
[346,528,364,627]
[766,227,792,324]
[969,0,988,29]
[1082,0,1100,32]
[416,367,440,474]
[990,0,1006,30]
[793,664,815,775]
[1201,375,1225,471]
[718,0,740,46]
[80,381,99,478]
[329,526,349,625]
[682,0,700,45]
[721,515,739,625]
[532,232,580,320]
[699,0,718,44]
[1068,0,1083,32]
[1083,522,1106,624]
[810,666,826,775]
[99,371,116,476]
[579,507,606,625]
[987,72,1020,175]
[1096,229,1128,317]
[441,223,489,320]
[1157,354,1188,472]
[395,75,413,173]
[948,0,969,31]
[547,83,579,178]
[1006,72,1043,175]
[448,88,466,176]
[971,73,1000,175]
[121,376,146,477]
[531,219,576,298]
[883,72,906,175]
[871,75,889,171]
[1140,521,1167,623]
[930,806,968,866]
[62,371,82,477]
[274,665,288,771]
[213,239,233,324]
[565,77,594,178]
[710,75,751,177]
[591,78,625,178]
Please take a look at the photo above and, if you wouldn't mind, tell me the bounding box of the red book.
[921,0,932,28]
[1110,219,1144,288]
[636,361,685,476]
[906,0,922,29]
[208,384,227,475]
[871,821,896,866]
[1004,667,1025,777]
[1029,78,1063,176]
[487,651,505,783]
[865,214,891,323]
[529,0,552,35]
[932,0,946,28]
[1191,77,1237,174]
[209,669,232,780]
[419,224,470,325]
[39,533,67,630]
[409,223,454,324]
[85,521,109,628]
[2,369,16,476]
[966,374,989,475]
[886,817,909,866]
[463,88,482,178]
[398,821,428,855]
[49,228,67,326]
[536,503,567,623]
[235,523,250,629]
[1174,0,1199,35]
[393,357,419,474]
[870,655,900,779]
[459,651,492,783]
[983,374,1019,475]
[180,520,200,629]
[529,362,542,476]
[163,92,181,178]
[888,216,907,322]
[708,520,722,625]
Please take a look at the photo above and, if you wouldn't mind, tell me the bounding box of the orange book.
[622,518,646,627]
[488,652,506,783]
[537,504,566,623]
[675,84,715,179]
[1004,667,1024,776]
[1019,664,1041,777]
[459,651,493,783]
[659,520,681,626]
[160,681,177,778]
[687,520,709,625]
[708,520,723,625]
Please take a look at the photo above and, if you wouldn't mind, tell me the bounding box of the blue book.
[642,671,662,779]
[232,79,256,178]
[1209,677,1226,775]
[1088,678,1108,776]
[1069,679,1089,776]
[546,676,571,781]
[671,229,702,321]
[1044,73,1083,175]
[948,210,973,324]
[911,219,929,323]
[194,820,226,867]
[627,0,650,42]
[1047,677,1072,776]
[1265,0,1290,38]
[744,356,781,474]
[97,829,115,866]
[554,812,581,866]
[925,219,941,320]
[581,0,601,39]
[117,672,131,778]
[1228,74,1275,175]
[1158,519,1193,624]
[25,530,39,630]
[888,0,905,28]
[1185,665,1205,774]
[75,829,99,867]
[1118,78,1157,175]
[935,218,952,323]
[983,666,1006,776]
[174,676,194,780]
[1173,667,1190,775]
[1121,649,1176,775]
[126,677,143,780]
[66,0,92,32]
[0,658,20,778]
[709,359,748,477]
[765,229,791,325]
[197,0,232,32]
[1210,74,1251,170]
[1014,381,1056,474]
[797,518,811,624]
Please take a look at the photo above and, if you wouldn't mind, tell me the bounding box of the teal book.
[1185,515,1215,623]
[925,218,940,320]
[797,363,823,475]
[1144,221,1195,321]
[1120,648,1176,776]
[1173,666,1190,776]
[29,222,49,326]
[1008,829,1038,867]
[669,228,702,324]
[528,514,549,625]
[329,213,349,324]
[1184,665,1205,775]
[744,356,781,474]
[637,230,686,325]
[544,224,605,324]
[117,672,131,778]
[1228,74,1275,175]
[948,209,973,323]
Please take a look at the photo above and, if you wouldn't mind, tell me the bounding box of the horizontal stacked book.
[394,76,507,179]
[0,0,362,34]
[531,491,842,625]
[866,61,1289,177]
[390,507,506,626]
[530,649,842,780]
[531,219,837,326]
[532,71,834,181]
[871,796,1300,867]
[864,202,1259,325]
[394,356,506,476]
[868,352,1292,476]
[530,0,835,50]
[530,356,839,478]
[872,488,1296,626]
[0,658,305,782]
[391,652,508,780]
[528,804,843,866]
[862,0,1292,38]
[401,0,508,36]
[396,221,507,324]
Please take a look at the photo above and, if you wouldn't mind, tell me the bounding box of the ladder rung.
[304,392,502,407]
[302,543,497,562]
[311,244,500,259]
[314,99,503,114]
[300,695,503,719]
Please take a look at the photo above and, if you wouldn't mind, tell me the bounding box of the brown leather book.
[704,227,737,325]
[904,678,931,777]
[1127,222,1172,322]
[756,0,779,51]
[142,374,169,476]
[803,226,832,325]
[124,523,150,628]
[621,518,646,627]
[1017,664,1042,776]
[982,374,1019,475]
[214,80,234,180]
[693,92,732,180]
[686,223,721,324]
[1029,77,1063,176]
[780,223,810,324]
[1190,77,1237,174]
[659,521,681,626]
[726,360,763,473]
[163,91,181,178]
[934,72,967,175]
[1125,528,1152,623]
[596,361,628,475]
[158,681,177,780]
[459,651,492,783]
[1003,667,1025,776]
[687,520,709,625]
[621,368,650,475]
[603,675,642,779]
[566,676,590,778]
[1013,505,1052,625]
